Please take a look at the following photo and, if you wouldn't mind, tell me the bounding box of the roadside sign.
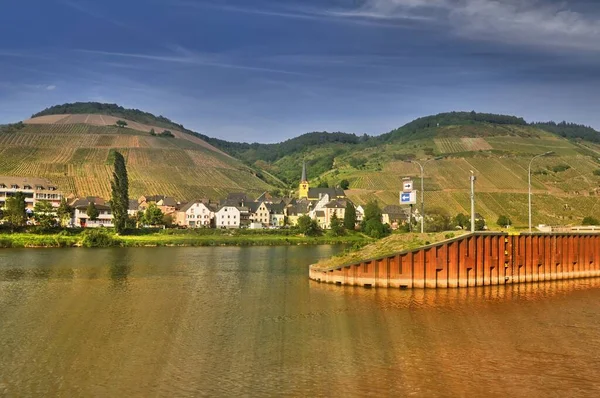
[402,180,413,192]
[400,191,417,205]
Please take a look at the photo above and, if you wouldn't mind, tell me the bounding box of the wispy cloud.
[337,0,600,52]
[59,0,131,30]
[171,0,600,51]
[46,85,57,91]
[171,0,426,27]
[76,48,313,76]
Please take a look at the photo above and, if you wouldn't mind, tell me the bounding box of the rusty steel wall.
[309,233,600,289]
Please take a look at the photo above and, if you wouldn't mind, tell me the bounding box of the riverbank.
[0,229,372,249]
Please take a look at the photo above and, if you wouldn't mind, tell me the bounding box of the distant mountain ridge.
[33,102,600,148]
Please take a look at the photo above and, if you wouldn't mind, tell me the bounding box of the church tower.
[299,161,309,199]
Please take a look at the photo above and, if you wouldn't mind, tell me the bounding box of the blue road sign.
[400,190,417,205]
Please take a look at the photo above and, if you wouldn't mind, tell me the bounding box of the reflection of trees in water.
[110,262,132,287]
[2,268,26,281]
[106,248,132,288]
[110,261,131,288]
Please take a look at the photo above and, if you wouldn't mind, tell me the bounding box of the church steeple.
[301,160,307,182]
[299,161,309,199]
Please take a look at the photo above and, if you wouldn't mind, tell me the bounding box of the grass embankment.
[0,228,372,249]
[314,231,467,270]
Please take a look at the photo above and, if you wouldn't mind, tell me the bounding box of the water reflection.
[312,277,600,310]
[1,246,599,397]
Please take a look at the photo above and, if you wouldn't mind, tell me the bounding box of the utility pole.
[470,170,476,233]
[529,151,554,233]
[407,156,443,234]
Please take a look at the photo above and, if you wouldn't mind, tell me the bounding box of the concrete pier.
[309,232,600,289]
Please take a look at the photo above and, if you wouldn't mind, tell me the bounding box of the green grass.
[0,230,371,249]
[314,231,464,270]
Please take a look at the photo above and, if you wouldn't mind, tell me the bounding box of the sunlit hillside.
[10,104,600,227]
[0,119,273,200]
[322,125,600,227]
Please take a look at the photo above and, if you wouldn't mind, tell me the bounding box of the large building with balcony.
[0,176,63,210]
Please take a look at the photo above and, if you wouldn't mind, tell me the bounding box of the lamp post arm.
[528,152,552,233]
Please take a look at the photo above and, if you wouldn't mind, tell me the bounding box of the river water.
[1,246,600,397]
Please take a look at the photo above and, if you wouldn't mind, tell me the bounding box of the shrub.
[349,156,367,169]
[496,215,512,228]
[296,215,321,236]
[81,229,117,248]
[551,164,571,173]
[582,216,600,226]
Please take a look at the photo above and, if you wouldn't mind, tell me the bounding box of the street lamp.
[470,170,476,233]
[407,156,444,233]
[528,151,554,233]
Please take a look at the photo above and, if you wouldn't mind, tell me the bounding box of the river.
[1,246,600,397]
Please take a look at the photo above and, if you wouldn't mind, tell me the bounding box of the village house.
[255,192,285,204]
[356,205,365,223]
[382,205,410,229]
[138,195,178,215]
[323,199,347,228]
[238,206,251,227]
[248,201,270,226]
[268,202,285,227]
[0,176,63,210]
[285,199,310,226]
[309,194,332,229]
[222,192,250,207]
[215,205,241,229]
[176,200,215,228]
[69,197,113,228]
[127,200,140,217]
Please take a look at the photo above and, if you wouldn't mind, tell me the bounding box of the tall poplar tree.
[344,201,357,230]
[111,151,129,234]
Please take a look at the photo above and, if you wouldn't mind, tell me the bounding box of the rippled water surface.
[2,246,600,397]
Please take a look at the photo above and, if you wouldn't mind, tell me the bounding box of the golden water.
[1,246,600,397]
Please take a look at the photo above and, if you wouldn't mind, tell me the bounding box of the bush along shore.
[0,227,373,249]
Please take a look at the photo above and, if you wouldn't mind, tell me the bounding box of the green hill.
[11,104,600,227]
[0,117,274,201]
[203,111,600,227]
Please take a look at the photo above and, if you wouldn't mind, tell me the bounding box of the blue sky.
[1,0,599,142]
